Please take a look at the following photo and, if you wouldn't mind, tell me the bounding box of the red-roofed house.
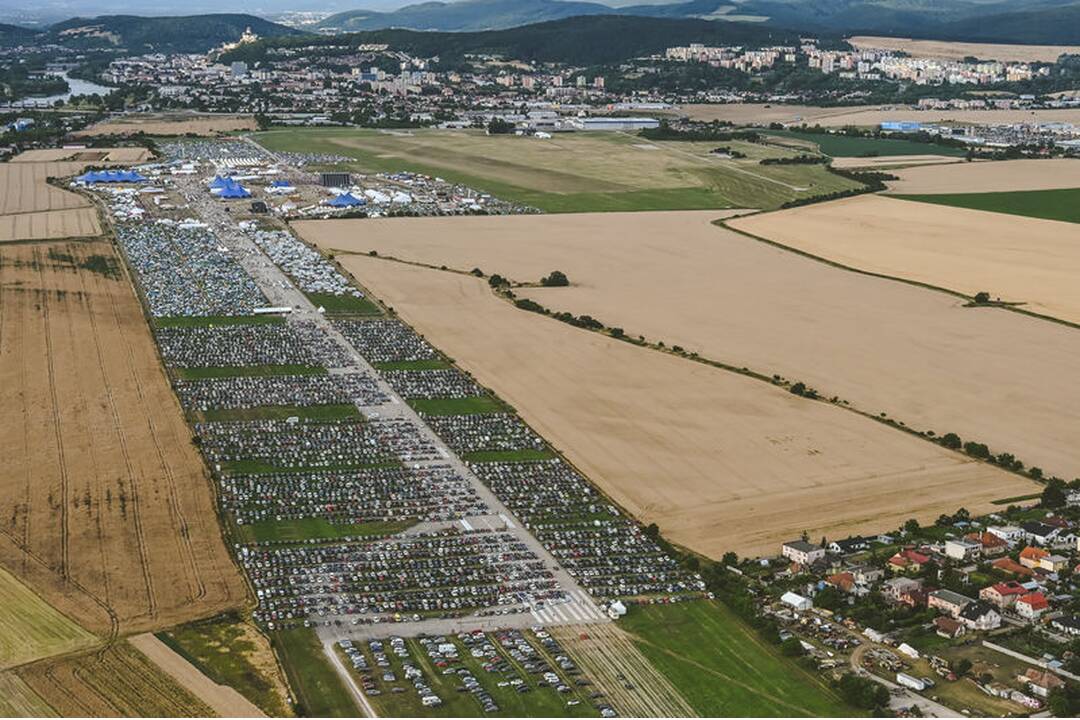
[992,557,1035,578]
[980,581,1028,609]
[826,572,856,593]
[889,548,931,574]
[1019,547,1050,569]
[1017,592,1050,620]
[966,531,1008,557]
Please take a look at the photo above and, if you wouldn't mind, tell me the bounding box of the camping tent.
[218,184,251,199]
[326,192,365,208]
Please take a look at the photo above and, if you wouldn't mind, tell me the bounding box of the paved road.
[177,175,609,643]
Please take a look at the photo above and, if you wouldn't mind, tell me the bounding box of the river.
[37,71,115,104]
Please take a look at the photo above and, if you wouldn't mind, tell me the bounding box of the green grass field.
[235,518,414,543]
[273,628,358,717]
[374,359,450,371]
[409,396,507,415]
[462,449,555,463]
[154,315,284,328]
[254,128,862,212]
[306,292,383,316]
[619,601,852,717]
[764,130,968,158]
[158,615,291,717]
[896,187,1080,224]
[0,566,97,669]
[199,403,360,423]
[174,364,327,380]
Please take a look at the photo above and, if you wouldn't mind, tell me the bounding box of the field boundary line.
[717,213,1080,333]
[336,248,1042,491]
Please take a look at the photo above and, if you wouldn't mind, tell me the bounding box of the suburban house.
[1050,615,1080,636]
[782,540,826,566]
[1040,554,1069,573]
[1016,592,1050,620]
[1019,546,1050,569]
[928,589,973,618]
[1021,521,1061,546]
[889,548,931,574]
[993,557,1036,577]
[987,525,1025,544]
[851,565,884,585]
[944,538,981,561]
[934,617,966,639]
[1021,669,1064,698]
[959,600,1002,631]
[828,537,870,555]
[883,577,922,603]
[825,572,856,593]
[980,581,1028,609]
[965,531,1008,556]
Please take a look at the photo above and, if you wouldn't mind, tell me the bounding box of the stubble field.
[729,194,1080,325]
[847,36,1080,62]
[684,103,1080,127]
[884,158,1080,193]
[313,251,1032,558]
[300,211,1079,482]
[0,158,105,242]
[17,641,216,717]
[75,114,256,137]
[0,565,96,669]
[0,240,246,636]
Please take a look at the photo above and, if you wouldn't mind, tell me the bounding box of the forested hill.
[224,15,810,66]
[0,23,42,47]
[45,14,303,54]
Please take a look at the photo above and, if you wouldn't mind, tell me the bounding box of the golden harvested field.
[0,240,246,636]
[831,154,964,169]
[0,566,96,669]
[301,211,1077,488]
[884,158,1080,193]
[11,148,153,163]
[18,642,216,717]
[848,36,1080,62]
[684,103,1080,127]
[320,252,1033,558]
[0,671,55,717]
[0,161,101,242]
[730,194,1080,325]
[76,114,256,137]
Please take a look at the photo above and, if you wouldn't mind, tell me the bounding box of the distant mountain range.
[3,1,1080,55]
[226,14,805,66]
[316,0,1080,44]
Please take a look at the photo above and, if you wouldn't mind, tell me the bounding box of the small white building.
[781,591,813,612]
[945,538,981,561]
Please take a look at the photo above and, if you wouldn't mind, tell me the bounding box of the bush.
[540,270,569,287]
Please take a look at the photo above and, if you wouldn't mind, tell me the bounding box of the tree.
[955,658,972,677]
[486,118,515,134]
[722,551,739,566]
[540,270,569,287]
[1042,480,1067,509]
[903,518,920,534]
[941,432,962,449]
[974,291,991,303]
[780,637,804,656]
[487,274,509,288]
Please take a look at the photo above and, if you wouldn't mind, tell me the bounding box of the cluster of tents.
[325,192,366,208]
[209,175,252,199]
[76,169,148,184]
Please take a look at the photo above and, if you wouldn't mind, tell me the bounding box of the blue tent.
[209,175,232,189]
[77,169,147,184]
[218,184,251,199]
[326,192,365,208]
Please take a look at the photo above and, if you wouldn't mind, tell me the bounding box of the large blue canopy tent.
[326,192,365,208]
